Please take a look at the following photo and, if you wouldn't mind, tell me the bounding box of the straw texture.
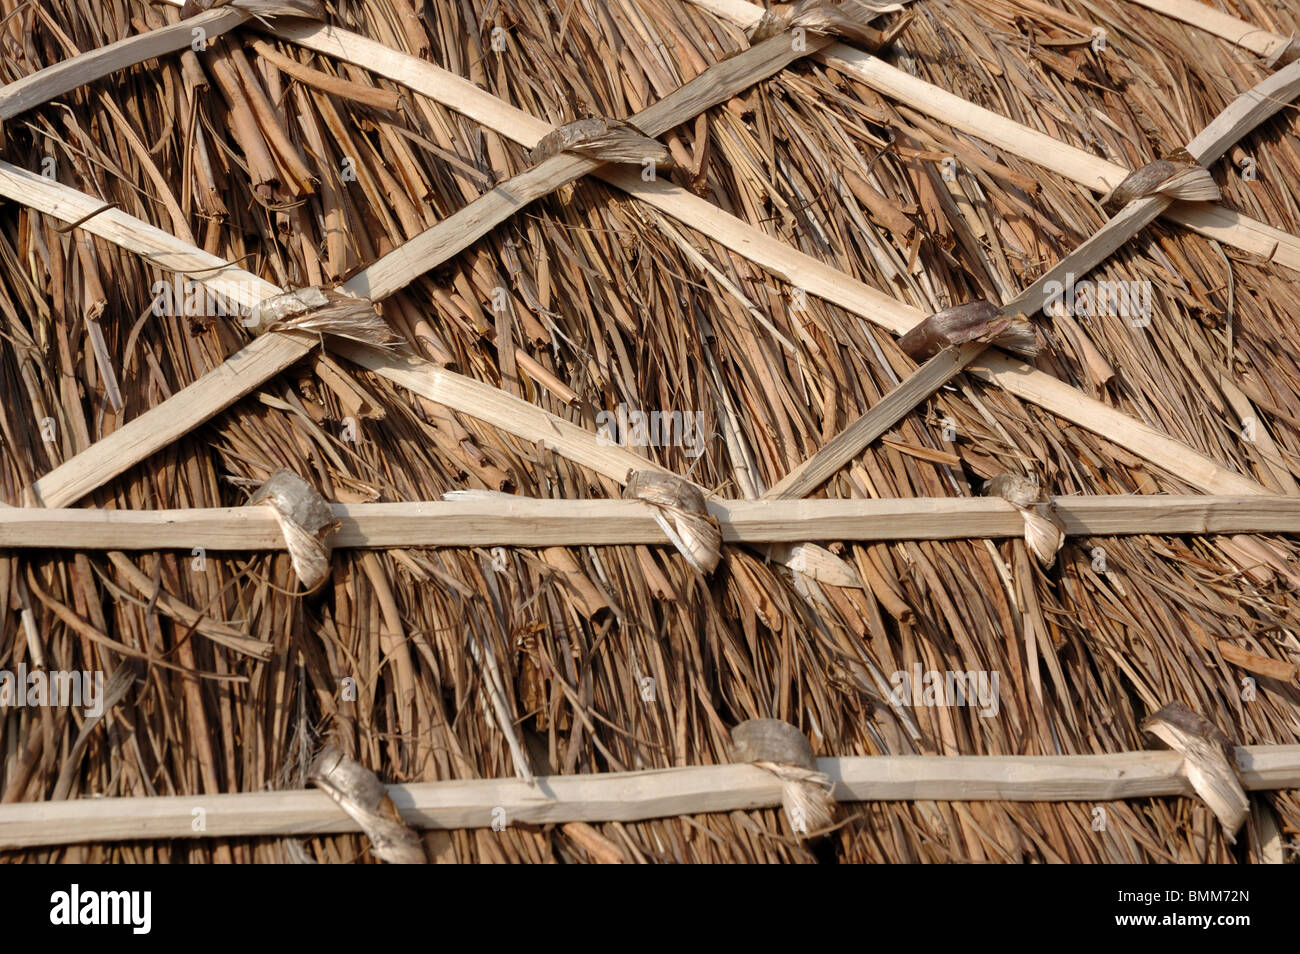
[1,0,1299,863]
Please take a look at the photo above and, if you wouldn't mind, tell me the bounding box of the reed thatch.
[1,0,1299,863]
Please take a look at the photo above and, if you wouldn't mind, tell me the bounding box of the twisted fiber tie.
[1103,149,1220,210]
[624,470,722,575]
[731,718,836,839]
[250,469,340,592]
[1143,702,1250,842]
[244,286,398,348]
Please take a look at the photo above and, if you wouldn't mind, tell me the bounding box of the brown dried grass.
[0,0,1298,862]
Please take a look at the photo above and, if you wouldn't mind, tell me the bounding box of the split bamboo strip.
[766,343,982,498]
[0,162,306,509]
[0,8,249,122]
[3,495,1300,549]
[0,161,278,308]
[1008,56,1300,322]
[1124,0,1294,60]
[971,351,1260,495]
[2,746,1297,848]
[333,343,671,484]
[759,47,1300,502]
[348,31,830,301]
[689,0,1300,271]
[11,6,1264,508]
[31,332,315,508]
[231,18,1271,497]
[16,34,822,508]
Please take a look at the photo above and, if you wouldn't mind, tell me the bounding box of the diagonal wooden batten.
[332,343,863,585]
[31,333,317,508]
[0,161,279,309]
[978,54,1300,424]
[333,343,674,485]
[239,18,1270,496]
[597,180,1268,499]
[0,8,250,123]
[5,495,1300,549]
[1008,29,1300,499]
[2,745,1298,847]
[1170,200,1300,262]
[3,9,1268,514]
[347,31,831,301]
[765,343,982,499]
[1183,59,1300,164]
[0,161,307,509]
[1123,0,1295,60]
[973,351,1265,493]
[764,56,1300,500]
[15,32,830,509]
[688,0,1300,272]
[1005,56,1300,323]
[598,165,915,335]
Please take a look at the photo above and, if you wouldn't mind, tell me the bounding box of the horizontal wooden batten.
[2,746,1297,848]
[0,496,1297,550]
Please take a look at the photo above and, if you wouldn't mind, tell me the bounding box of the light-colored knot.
[180,0,325,20]
[250,469,339,592]
[984,473,1064,568]
[624,471,722,575]
[528,118,672,167]
[1143,702,1249,842]
[244,286,398,348]
[898,300,1038,361]
[731,718,835,839]
[1102,153,1220,210]
[747,1,912,51]
[310,744,426,864]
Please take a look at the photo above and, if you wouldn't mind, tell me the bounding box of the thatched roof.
[0,0,1298,862]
